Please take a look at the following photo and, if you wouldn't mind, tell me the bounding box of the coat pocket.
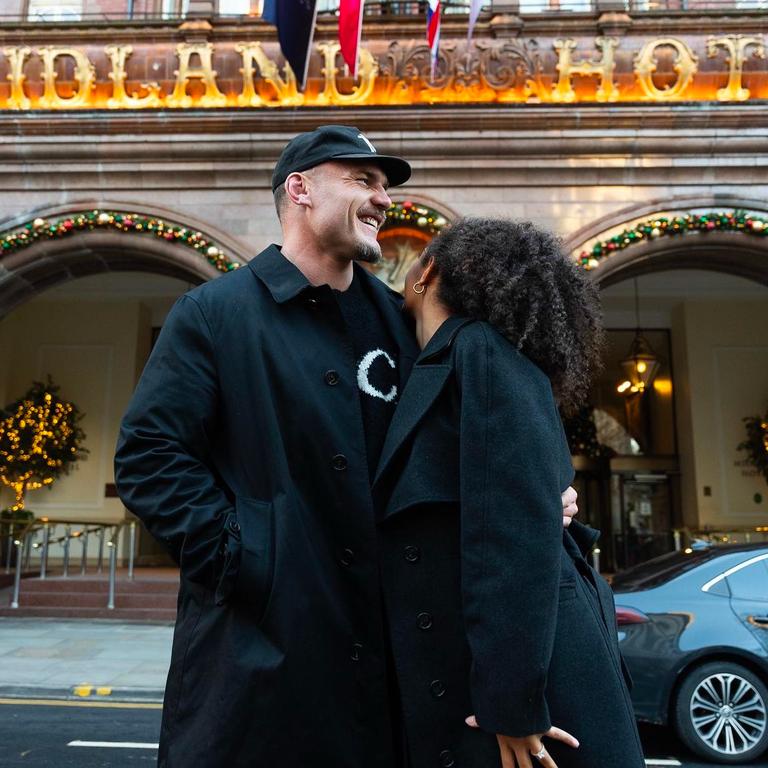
[558,579,578,604]
[232,496,275,621]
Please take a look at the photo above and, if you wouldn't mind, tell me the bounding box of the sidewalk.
[0,618,172,702]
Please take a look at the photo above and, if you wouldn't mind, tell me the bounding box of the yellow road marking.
[0,697,161,709]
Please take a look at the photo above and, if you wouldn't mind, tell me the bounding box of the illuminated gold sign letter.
[707,35,765,102]
[106,45,163,109]
[38,47,95,108]
[235,42,303,107]
[635,38,698,101]
[168,43,226,108]
[552,37,619,103]
[3,47,31,109]
[315,43,378,106]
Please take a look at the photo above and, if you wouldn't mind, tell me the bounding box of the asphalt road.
[0,700,766,767]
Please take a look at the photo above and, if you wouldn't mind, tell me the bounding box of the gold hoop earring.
[412,281,425,295]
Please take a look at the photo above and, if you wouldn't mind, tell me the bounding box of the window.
[727,558,768,602]
[27,0,82,20]
[218,0,254,14]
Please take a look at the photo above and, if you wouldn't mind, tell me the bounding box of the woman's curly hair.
[423,217,604,416]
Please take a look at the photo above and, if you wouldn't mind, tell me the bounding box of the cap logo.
[357,133,377,153]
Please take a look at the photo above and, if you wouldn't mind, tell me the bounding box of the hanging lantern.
[619,332,661,393]
[616,278,661,395]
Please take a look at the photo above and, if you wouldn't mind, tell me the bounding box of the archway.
[567,204,768,572]
[568,206,768,288]
[0,207,247,318]
[369,197,456,292]
[0,206,248,567]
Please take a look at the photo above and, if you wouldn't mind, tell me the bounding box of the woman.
[373,218,644,768]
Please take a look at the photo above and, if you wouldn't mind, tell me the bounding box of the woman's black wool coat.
[373,317,645,768]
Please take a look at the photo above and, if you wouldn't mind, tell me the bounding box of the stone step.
[0,605,176,622]
[19,577,179,595]
[14,590,178,609]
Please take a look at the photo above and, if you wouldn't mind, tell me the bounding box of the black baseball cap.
[271,125,411,191]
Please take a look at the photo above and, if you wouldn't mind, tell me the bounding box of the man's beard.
[354,241,381,264]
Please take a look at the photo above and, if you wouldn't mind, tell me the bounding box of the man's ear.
[285,173,311,207]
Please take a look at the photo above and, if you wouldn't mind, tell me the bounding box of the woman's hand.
[465,715,579,768]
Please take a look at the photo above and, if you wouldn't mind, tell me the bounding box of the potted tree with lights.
[739,409,768,487]
[0,378,88,538]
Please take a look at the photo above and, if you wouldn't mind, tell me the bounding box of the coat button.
[430,679,446,698]
[339,548,355,567]
[331,454,348,471]
[404,545,421,563]
[307,297,319,307]
[227,518,241,535]
[439,750,455,767]
[324,370,340,386]
[417,612,433,630]
[351,642,363,662]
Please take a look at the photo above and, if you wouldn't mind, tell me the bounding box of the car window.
[611,549,716,591]
[727,560,768,602]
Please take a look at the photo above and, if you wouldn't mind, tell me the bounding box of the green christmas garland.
[579,210,768,270]
[0,210,241,274]
[384,201,449,235]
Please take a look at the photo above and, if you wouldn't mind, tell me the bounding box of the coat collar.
[416,315,474,364]
[248,244,312,304]
[249,243,419,378]
[373,317,473,489]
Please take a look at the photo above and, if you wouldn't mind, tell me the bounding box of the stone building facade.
[1,0,766,570]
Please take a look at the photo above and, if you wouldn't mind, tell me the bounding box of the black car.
[612,542,768,765]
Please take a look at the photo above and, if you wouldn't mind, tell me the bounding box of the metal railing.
[2,0,765,23]
[2,518,137,610]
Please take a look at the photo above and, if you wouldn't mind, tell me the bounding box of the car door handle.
[751,615,768,626]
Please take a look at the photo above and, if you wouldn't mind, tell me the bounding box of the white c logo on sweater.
[357,349,397,402]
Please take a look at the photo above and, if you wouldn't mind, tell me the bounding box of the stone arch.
[567,201,768,288]
[374,196,457,291]
[0,203,249,318]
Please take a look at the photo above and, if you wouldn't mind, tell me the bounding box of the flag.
[262,0,319,90]
[339,0,364,78]
[467,0,482,43]
[426,0,441,81]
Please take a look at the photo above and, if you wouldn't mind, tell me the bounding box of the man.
[115,125,580,768]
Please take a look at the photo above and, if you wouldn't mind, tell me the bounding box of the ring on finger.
[534,746,547,760]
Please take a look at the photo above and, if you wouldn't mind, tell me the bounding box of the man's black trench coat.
[115,245,419,768]
[372,317,644,768]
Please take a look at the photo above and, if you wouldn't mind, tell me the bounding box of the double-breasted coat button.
[350,642,363,662]
[417,612,433,630]
[439,750,455,767]
[339,548,355,567]
[430,679,446,698]
[331,454,348,471]
[404,545,421,563]
[324,369,340,386]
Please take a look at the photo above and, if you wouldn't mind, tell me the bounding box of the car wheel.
[673,661,768,764]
